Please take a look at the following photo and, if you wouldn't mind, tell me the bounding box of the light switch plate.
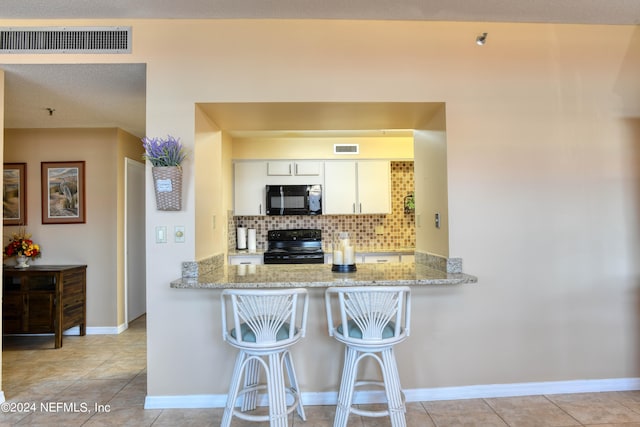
[156,226,167,243]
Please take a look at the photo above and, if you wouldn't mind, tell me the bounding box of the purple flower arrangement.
[141,135,187,167]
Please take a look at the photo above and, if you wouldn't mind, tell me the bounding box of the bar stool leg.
[381,348,406,427]
[241,358,260,412]
[283,350,306,421]
[222,350,248,427]
[334,346,359,427]
[267,352,289,427]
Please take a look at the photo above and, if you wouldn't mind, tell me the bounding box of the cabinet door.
[362,254,400,264]
[294,161,321,176]
[267,161,292,176]
[27,293,55,333]
[324,161,357,214]
[234,162,266,216]
[2,292,24,333]
[357,161,391,214]
[229,255,263,265]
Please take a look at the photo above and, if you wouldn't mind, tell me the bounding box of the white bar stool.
[221,288,309,427]
[325,286,411,427]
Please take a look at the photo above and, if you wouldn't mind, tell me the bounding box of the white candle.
[333,249,343,265]
[344,246,354,265]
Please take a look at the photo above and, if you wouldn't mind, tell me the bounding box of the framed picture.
[41,161,86,224]
[3,163,27,226]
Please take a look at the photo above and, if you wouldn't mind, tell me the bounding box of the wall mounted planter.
[152,166,182,211]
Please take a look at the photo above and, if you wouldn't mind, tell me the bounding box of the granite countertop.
[227,248,415,257]
[170,262,477,289]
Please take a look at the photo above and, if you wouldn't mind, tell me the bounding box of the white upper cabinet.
[267,161,322,176]
[324,161,358,214]
[234,161,267,216]
[267,161,293,176]
[324,160,391,215]
[235,159,389,216]
[357,160,391,214]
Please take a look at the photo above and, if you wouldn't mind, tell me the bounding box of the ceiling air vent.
[334,144,359,155]
[0,27,131,54]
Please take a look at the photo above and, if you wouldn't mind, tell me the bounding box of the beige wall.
[232,135,414,160]
[415,105,449,257]
[2,19,640,400]
[3,128,143,329]
[194,106,221,259]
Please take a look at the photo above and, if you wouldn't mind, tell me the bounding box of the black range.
[263,229,324,264]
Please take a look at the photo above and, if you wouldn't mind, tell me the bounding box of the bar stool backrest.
[221,288,309,351]
[325,286,411,347]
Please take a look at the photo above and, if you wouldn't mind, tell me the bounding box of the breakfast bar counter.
[170,262,477,289]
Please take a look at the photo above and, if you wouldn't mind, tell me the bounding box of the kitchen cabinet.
[2,265,87,349]
[234,161,266,215]
[234,160,325,215]
[229,254,263,265]
[362,254,400,264]
[267,161,322,176]
[324,160,391,214]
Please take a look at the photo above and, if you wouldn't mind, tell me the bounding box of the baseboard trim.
[144,377,640,409]
[63,323,128,335]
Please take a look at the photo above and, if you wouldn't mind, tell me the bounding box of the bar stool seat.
[221,288,309,427]
[325,286,411,427]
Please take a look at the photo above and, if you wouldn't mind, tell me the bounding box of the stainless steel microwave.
[265,184,322,215]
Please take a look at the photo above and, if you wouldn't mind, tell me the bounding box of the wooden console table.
[2,265,87,348]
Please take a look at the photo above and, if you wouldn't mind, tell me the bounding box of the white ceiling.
[1,0,639,138]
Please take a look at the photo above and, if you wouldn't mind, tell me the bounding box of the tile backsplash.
[229,161,415,251]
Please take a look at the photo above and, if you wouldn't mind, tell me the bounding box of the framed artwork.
[41,161,86,224]
[3,163,27,226]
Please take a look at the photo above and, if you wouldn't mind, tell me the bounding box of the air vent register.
[0,27,131,54]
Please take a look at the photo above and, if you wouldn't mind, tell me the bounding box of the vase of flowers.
[4,228,41,268]
[142,135,188,211]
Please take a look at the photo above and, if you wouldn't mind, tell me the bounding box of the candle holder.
[332,232,357,272]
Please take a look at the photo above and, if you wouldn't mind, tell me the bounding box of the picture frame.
[41,161,86,224]
[3,163,27,226]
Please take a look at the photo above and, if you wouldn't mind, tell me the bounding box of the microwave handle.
[279,186,284,215]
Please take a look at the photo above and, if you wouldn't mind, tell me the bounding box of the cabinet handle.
[360,203,362,213]
[289,164,292,175]
[353,203,356,213]
[294,163,298,175]
[259,204,262,215]
[240,262,252,265]
[377,259,388,263]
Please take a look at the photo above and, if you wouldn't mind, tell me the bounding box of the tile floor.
[3,316,640,426]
